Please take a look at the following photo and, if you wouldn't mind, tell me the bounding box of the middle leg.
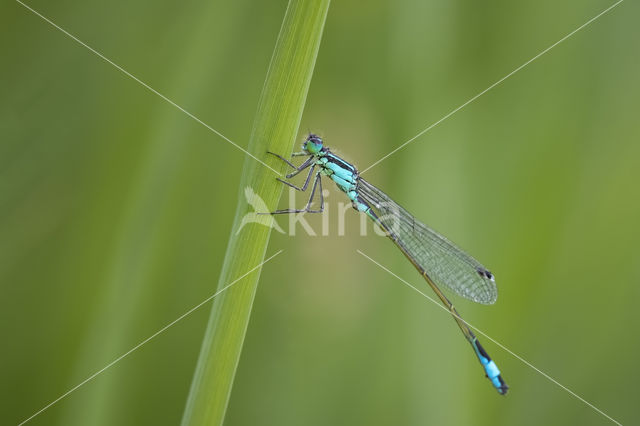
[269,172,324,215]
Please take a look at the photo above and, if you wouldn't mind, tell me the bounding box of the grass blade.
[181,1,331,425]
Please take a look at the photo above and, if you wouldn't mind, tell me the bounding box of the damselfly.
[267,133,508,394]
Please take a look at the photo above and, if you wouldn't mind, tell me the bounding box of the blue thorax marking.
[312,148,375,219]
[325,152,356,173]
[316,150,358,193]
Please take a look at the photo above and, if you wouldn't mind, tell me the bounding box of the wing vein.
[358,178,497,304]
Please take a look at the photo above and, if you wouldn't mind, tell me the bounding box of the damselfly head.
[303,134,324,154]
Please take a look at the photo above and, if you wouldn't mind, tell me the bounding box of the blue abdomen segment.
[472,339,508,395]
[353,194,378,216]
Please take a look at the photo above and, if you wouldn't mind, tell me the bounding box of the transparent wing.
[358,178,497,304]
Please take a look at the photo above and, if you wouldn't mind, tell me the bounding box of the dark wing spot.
[476,268,494,280]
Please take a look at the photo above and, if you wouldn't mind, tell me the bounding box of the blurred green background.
[2,0,638,425]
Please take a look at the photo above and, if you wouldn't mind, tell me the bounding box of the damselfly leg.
[270,171,324,215]
[263,151,325,214]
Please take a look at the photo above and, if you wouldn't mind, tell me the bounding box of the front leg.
[267,151,312,172]
[284,156,315,179]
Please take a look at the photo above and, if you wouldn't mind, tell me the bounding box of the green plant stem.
[180,1,331,425]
